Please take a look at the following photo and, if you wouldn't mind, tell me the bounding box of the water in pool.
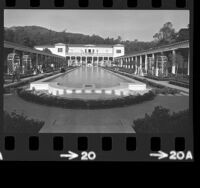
[48,66,131,88]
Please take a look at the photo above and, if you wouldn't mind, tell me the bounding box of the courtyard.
[4,92,189,133]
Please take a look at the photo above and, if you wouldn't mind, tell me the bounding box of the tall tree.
[153,22,177,45]
[43,48,52,54]
[176,28,189,41]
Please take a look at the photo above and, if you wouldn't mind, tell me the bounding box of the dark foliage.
[169,80,189,88]
[17,88,156,109]
[133,106,190,133]
[107,68,180,94]
[4,24,189,54]
[60,68,66,73]
[3,111,44,133]
[145,74,170,81]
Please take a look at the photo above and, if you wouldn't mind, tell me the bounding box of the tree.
[176,28,189,41]
[23,36,35,47]
[116,36,122,43]
[153,22,177,45]
[43,48,52,54]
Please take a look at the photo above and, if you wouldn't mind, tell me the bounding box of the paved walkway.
[4,68,77,89]
[4,93,189,133]
[117,70,189,94]
[4,71,59,88]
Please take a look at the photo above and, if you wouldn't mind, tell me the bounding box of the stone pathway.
[4,93,189,133]
[117,70,189,94]
[4,72,58,88]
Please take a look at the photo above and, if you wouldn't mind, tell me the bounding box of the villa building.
[34,43,125,66]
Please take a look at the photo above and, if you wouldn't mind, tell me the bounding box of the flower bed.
[17,88,156,109]
[144,75,170,81]
[3,111,44,133]
[169,73,189,84]
[106,68,180,94]
[4,67,76,94]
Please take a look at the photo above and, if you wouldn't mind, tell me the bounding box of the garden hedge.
[3,111,44,133]
[169,80,189,88]
[133,106,190,133]
[144,75,170,81]
[4,67,76,94]
[106,68,180,94]
[17,88,156,109]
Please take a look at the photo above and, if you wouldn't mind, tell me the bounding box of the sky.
[4,10,189,41]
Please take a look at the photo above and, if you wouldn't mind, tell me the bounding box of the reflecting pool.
[47,66,132,88]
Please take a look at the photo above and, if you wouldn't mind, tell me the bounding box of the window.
[58,48,63,52]
[88,49,91,53]
[85,49,87,53]
[116,50,121,53]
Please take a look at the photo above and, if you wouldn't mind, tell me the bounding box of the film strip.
[0,0,195,162]
[0,134,193,161]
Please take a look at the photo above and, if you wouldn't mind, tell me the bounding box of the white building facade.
[34,43,124,66]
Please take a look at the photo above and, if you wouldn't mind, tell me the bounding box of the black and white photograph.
[3,9,190,135]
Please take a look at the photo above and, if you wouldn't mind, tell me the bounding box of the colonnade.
[115,40,190,76]
[67,56,113,66]
[4,41,66,74]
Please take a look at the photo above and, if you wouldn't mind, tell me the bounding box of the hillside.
[4,24,189,54]
[4,25,117,46]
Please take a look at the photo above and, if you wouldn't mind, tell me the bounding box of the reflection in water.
[50,66,130,88]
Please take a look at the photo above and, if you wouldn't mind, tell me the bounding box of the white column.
[139,55,142,75]
[187,49,190,75]
[151,54,155,74]
[135,57,138,74]
[80,56,82,66]
[155,55,158,77]
[172,50,176,74]
[69,56,71,66]
[145,54,148,73]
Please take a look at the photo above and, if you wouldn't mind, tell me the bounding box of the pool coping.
[29,66,148,98]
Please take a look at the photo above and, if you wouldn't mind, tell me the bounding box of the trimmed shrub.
[3,111,44,133]
[17,88,156,109]
[169,80,189,88]
[144,75,170,81]
[106,68,180,94]
[133,106,190,133]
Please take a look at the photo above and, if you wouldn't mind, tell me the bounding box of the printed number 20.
[81,151,96,160]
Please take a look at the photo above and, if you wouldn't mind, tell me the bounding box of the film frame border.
[0,0,196,163]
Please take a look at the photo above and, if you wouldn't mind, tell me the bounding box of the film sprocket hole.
[0,0,194,162]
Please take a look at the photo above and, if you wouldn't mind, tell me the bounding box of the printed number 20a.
[169,151,193,160]
[81,151,96,160]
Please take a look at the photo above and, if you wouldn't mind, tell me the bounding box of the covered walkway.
[115,40,190,77]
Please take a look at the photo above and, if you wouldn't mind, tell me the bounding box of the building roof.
[55,43,66,46]
[116,40,189,59]
[34,44,55,48]
[34,43,124,48]
[4,41,65,59]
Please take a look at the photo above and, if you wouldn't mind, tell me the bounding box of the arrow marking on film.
[150,150,168,160]
[60,151,79,160]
